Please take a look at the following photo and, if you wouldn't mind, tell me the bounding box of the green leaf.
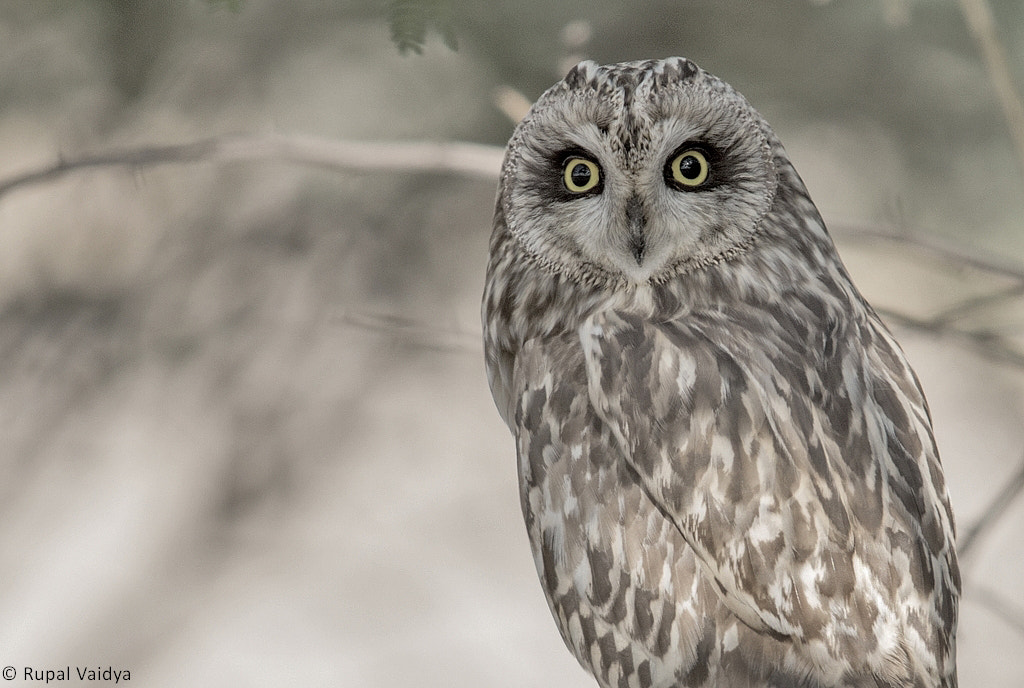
[387,0,458,55]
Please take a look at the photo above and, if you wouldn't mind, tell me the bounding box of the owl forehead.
[523,57,749,167]
[570,59,698,158]
[564,57,700,95]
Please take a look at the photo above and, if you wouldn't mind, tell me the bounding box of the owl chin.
[599,239,680,285]
[608,254,664,284]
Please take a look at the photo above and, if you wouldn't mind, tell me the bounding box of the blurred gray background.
[1,1,1023,685]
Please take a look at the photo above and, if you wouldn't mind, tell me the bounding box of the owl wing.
[578,308,957,668]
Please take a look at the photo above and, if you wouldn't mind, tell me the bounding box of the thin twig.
[958,0,1024,182]
[958,452,1024,558]
[831,220,1024,283]
[927,282,1024,328]
[336,310,480,353]
[877,306,1024,368]
[969,584,1024,638]
[834,221,1024,368]
[0,134,504,202]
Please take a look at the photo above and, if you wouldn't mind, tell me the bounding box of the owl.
[482,58,959,688]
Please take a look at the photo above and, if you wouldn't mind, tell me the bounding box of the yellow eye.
[563,157,601,193]
[669,149,709,187]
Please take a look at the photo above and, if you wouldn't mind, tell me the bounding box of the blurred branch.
[874,307,1024,369]
[834,221,1024,369]
[970,584,1024,638]
[831,221,1024,283]
[927,282,1024,329]
[0,134,502,202]
[492,86,532,123]
[958,0,1024,182]
[337,310,479,353]
[958,453,1024,558]
[3,135,1024,372]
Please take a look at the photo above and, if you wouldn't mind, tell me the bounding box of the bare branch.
[927,283,1024,329]
[831,221,1024,283]
[0,134,504,202]
[958,0,1024,182]
[834,221,1024,369]
[4,133,1024,371]
[876,306,1024,368]
[958,453,1024,558]
[336,310,480,353]
[969,584,1024,639]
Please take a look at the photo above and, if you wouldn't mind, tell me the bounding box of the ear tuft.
[564,60,600,89]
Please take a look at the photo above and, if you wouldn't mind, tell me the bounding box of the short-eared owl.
[482,58,959,687]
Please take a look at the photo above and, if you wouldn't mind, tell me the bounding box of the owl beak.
[626,194,647,266]
[630,233,646,266]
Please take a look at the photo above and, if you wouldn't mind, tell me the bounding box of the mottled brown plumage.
[483,58,959,687]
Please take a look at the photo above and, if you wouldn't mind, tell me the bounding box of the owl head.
[499,57,793,287]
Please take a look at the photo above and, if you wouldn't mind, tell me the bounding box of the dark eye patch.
[663,142,731,191]
[532,147,605,202]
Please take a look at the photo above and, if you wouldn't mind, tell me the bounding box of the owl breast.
[513,333,720,688]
